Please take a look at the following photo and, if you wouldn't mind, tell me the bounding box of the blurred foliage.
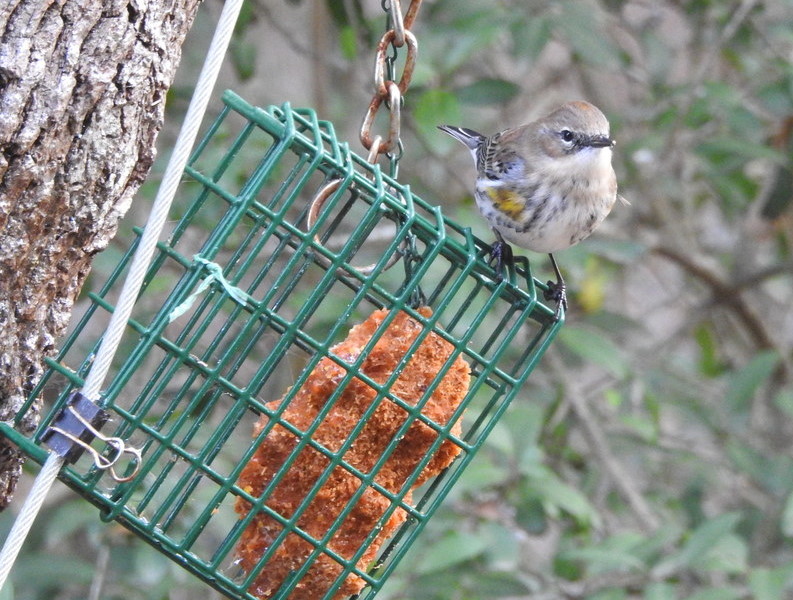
[5,0,793,598]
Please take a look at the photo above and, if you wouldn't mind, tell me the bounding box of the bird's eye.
[560,130,575,143]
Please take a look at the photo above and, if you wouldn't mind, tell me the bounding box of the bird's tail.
[437,125,485,150]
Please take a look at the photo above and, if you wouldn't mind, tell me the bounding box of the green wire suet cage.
[2,90,563,599]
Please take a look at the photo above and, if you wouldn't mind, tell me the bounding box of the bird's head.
[523,100,615,181]
[534,101,614,158]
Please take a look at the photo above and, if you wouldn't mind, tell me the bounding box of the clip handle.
[42,392,142,482]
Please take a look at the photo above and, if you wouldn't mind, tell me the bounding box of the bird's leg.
[544,253,567,319]
[489,230,513,281]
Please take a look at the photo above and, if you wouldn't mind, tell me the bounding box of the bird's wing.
[480,128,525,181]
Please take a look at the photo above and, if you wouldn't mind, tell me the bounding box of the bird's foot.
[544,280,567,321]
[488,241,513,281]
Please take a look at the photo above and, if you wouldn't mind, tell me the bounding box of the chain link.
[307,1,422,278]
[360,79,402,155]
[360,0,423,176]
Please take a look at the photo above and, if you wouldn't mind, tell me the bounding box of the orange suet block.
[235,307,470,600]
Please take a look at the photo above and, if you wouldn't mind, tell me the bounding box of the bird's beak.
[588,135,615,148]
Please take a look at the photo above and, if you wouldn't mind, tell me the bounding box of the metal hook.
[306,177,407,277]
[49,406,142,483]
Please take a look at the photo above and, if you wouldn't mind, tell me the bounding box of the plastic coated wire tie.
[168,255,256,322]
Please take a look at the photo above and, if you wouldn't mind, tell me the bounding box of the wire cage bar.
[1,90,563,600]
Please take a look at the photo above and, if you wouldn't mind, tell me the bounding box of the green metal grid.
[1,90,564,599]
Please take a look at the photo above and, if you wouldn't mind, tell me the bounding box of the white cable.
[0,453,63,588]
[0,0,244,591]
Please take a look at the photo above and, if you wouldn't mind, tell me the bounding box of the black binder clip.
[41,391,142,482]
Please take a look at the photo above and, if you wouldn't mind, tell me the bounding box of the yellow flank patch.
[485,188,525,219]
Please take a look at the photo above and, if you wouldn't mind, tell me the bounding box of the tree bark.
[0,0,201,508]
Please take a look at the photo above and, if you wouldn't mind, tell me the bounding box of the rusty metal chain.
[360,0,423,177]
[308,1,423,277]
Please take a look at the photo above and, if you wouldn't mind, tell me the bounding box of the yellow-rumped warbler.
[439,100,619,318]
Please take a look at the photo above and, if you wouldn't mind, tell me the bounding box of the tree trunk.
[0,0,201,508]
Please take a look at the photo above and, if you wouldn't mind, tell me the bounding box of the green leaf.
[510,15,552,60]
[13,555,94,589]
[0,581,12,600]
[696,137,786,167]
[338,25,358,60]
[604,388,622,408]
[515,497,548,534]
[479,521,521,569]
[587,588,628,600]
[396,569,460,600]
[560,546,645,574]
[502,402,545,451]
[455,78,521,106]
[774,388,793,419]
[233,1,257,34]
[416,530,489,574]
[440,12,503,72]
[644,582,677,600]
[619,413,657,442]
[686,512,742,553]
[698,533,748,574]
[527,471,601,528]
[484,420,516,456]
[633,525,684,566]
[588,589,628,600]
[452,458,510,497]
[415,88,462,145]
[467,571,532,596]
[325,0,367,31]
[781,490,793,537]
[580,237,648,263]
[230,39,257,81]
[558,326,628,378]
[725,351,779,411]
[45,499,99,546]
[694,324,726,377]
[684,588,742,600]
[639,31,674,84]
[552,0,624,67]
[749,564,793,600]
[758,77,793,115]
[561,531,658,577]
[726,442,784,491]
[653,513,741,578]
[518,443,545,478]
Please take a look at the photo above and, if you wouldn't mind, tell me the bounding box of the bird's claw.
[488,241,513,281]
[544,280,567,321]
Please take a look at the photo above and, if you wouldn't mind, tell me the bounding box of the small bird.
[439,100,619,318]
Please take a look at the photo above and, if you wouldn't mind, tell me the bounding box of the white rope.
[0,0,244,591]
[0,453,63,587]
